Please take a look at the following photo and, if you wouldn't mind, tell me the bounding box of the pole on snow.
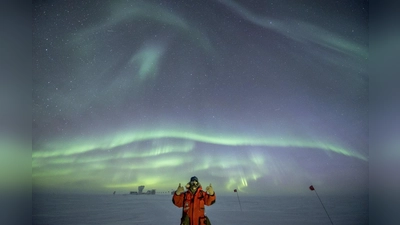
[234,189,242,211]
[309,185,334,225]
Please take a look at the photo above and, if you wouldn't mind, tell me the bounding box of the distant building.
[129,185,156,195]
[138,185,145,194]
[146,189,156,195]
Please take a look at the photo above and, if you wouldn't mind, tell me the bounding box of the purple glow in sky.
[32,0,368,196]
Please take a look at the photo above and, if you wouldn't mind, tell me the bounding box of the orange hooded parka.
[172,185,216,225]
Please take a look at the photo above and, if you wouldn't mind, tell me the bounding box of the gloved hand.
[176,183,184,195]
[206,183,214,195]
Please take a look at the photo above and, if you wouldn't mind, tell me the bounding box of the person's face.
[189,178,199,191]
[190,180,198,186]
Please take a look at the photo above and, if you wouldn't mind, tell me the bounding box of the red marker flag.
[234,189,237,192]
[309,185,315,191]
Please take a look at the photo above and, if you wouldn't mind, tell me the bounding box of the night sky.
[32,0,368,196]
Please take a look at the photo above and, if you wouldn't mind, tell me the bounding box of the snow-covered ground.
[33,193,367,225]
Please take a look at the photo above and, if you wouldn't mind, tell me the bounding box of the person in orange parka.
[172,176,216,225]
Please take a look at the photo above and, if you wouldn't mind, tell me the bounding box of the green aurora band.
[32,128,366,193]
[32,128,367,161]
